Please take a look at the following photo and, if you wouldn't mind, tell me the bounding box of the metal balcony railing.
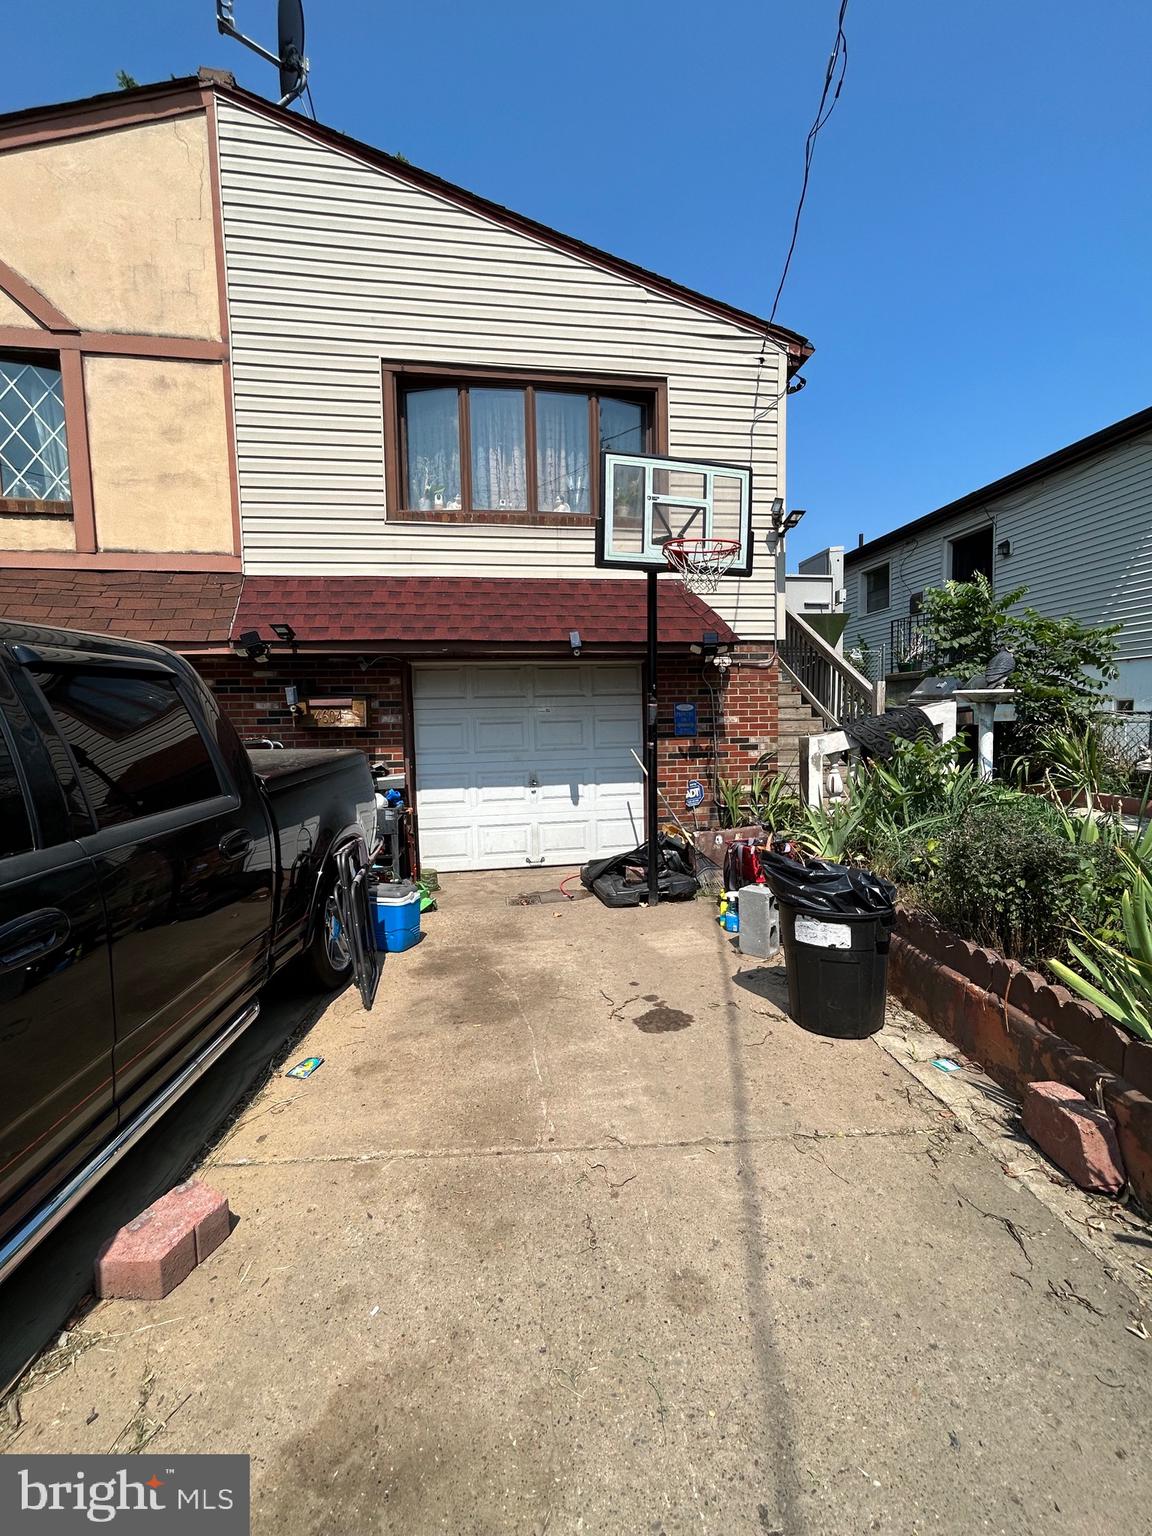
[890,612,936,672]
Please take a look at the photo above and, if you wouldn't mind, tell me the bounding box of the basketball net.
[662,537,740,596]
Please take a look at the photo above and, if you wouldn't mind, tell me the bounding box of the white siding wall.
[845,428,1152,682]
[214,100,789,638]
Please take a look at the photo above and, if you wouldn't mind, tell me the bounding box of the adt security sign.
[673,702,698,737]
[685,778,706,809]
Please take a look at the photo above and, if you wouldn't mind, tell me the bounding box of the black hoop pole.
[645,568,660,906]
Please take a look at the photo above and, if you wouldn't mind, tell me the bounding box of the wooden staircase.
[771,611,886,788]
[774,669,830,786]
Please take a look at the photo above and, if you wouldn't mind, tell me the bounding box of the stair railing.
[777,610,884,726]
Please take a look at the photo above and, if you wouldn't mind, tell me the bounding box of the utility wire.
[769,0,850,323]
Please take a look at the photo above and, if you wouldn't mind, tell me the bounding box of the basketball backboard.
[597,452,753,575]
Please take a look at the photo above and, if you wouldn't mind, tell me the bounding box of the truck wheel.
[307,873,354,990]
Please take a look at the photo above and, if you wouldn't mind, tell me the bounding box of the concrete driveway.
[4,871,1152,1534]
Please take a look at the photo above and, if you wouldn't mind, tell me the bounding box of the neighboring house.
[785,546,844,618]
[842,407,1152,709]
[0,71,818,871]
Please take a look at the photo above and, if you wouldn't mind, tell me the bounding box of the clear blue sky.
[7,2,1151,563]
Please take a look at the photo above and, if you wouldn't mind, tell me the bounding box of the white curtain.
[405,387,460,507]
[536,391,590,513]
[471,388,527,510]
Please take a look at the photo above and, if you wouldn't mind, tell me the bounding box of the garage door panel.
[477,822,533,859]
[475,716,530,753]
[593,770,644,806]
[534,713,589,750]
[595,811,644,847]
[418,719,470,754]
[538,819,593,860]
[593,666,641,696]
[417,773,472,810]
[533,669,588,699]
[417,667,469,700]
[471,667,531,700]
[418,824,475,864]
[594,715,642,749]
[476,774,532,807]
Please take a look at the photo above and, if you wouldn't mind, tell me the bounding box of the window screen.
[35,669,221,830]
[0,721,33,858]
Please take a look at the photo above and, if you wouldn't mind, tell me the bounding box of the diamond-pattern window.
[0,356,71,503]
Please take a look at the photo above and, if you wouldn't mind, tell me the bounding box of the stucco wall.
[86,357,233,553]
[0,115,219,338]
[0,516,74,551]
[0,290,36,326]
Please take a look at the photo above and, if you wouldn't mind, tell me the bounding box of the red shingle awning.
[235,576,738,648]
[0,571,241,645]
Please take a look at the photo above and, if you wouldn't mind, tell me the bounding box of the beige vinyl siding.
[215,100,788,638]
[845,428,1152,673]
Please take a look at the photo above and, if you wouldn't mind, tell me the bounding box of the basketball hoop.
[662,537,740,595]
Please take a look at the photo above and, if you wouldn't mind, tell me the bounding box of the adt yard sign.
[685,778,705,809]
[673,703,698,737]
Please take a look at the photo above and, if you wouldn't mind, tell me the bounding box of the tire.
[305,868,354,990]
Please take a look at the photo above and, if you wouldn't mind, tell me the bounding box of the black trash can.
[762,853,897,1040]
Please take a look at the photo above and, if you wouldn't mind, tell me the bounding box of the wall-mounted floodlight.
[235,629,271,664]
[270,622,297,643]
[569,629,582,657]
[769,503,806,538]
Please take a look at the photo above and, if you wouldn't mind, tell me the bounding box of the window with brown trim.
[382,364,662,525]
[0,352,73,516]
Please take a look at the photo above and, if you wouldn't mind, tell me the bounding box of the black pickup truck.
[0,622,381,1282]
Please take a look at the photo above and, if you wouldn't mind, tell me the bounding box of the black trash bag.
[581,834,698,907]
[759,851,896,922]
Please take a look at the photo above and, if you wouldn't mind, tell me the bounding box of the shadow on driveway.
[0,973,332,1395]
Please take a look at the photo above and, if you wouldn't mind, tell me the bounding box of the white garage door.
[414,664,644,872]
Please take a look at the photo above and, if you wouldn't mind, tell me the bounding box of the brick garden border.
[890,908,1152,1210]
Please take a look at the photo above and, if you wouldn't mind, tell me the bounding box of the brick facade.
[193,656,407,769]
[655,647,782,824]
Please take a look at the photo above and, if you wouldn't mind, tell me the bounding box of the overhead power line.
[769,0,850,324]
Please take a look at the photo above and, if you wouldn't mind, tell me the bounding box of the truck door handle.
[218,830,254,860]
[0,909,71,973]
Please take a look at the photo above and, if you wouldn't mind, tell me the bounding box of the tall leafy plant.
[921,575,1120,763]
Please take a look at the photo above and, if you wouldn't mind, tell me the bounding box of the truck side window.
[34,669,222,830]
[0,721,33,857]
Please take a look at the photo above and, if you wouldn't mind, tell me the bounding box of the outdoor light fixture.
[997,539,1012,558]
[569,629,582,657]
[235,628,270,664]
[769,503,807,537]
[270,622,297,644]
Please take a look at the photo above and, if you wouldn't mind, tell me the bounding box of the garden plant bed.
[891,907,1152,1209]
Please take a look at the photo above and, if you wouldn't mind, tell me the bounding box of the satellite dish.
[216,0,310,108]
[277,0,306,101]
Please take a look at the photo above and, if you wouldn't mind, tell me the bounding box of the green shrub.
[929,796,1089,965]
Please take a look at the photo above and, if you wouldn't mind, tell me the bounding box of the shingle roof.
[0,571,241,645]
[236,576,738,647]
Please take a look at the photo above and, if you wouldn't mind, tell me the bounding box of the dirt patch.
[634,1004,693,1034]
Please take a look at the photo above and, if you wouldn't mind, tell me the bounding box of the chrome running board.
[0,999,260,1285]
